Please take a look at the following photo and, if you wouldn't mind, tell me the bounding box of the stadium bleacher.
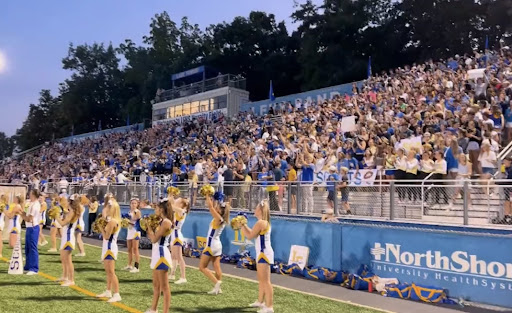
[2,48,512,226]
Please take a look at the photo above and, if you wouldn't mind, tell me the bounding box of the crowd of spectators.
[2,48,512,214]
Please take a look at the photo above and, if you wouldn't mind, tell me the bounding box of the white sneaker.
[40,241,48,247]
[174,278,187,285]
[75,253,86,257]
[56,277,66,282]
[144,310,158,313]
[129,267,139,273]
[61,281,75,287]
[47,248,57,252]
[107,293,122,303]
[26,271,38,276]
[168,274,176,280]
[123,265,133,271]
[249,301,264,308]
[96,290,112,298]
[207,281,222,295]
[258,307,274,313]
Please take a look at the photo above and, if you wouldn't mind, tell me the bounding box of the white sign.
[468,69,486,80]
[314,169,378,187]
[288,245,309,270]
[340,116,356,133]
[8,235,23,275]
[400,136,423,154]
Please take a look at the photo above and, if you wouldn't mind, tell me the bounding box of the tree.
[0,132,14,159]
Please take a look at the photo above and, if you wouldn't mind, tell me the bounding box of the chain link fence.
[40,178,512,228]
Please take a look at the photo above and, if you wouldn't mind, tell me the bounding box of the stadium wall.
[82,206,512,308]
[240,81,364,115]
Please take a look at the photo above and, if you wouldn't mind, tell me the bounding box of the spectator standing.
[298,153,315,215]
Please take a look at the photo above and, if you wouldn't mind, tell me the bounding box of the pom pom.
[213,191,225,202]
[121,213,131,219]
[0,203,5,214]
[200,185,215,197]
[230,215,247,231]
[92,217,108,234]
[167,186,180,196]
[140,214,161,232]
[237,212,248,220]
[48,206,62,220]
[120,218,130,228]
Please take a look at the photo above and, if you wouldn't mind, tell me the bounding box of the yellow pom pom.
[121,218,130,228]
[0,203,5,214]
[139,217,148,231]
[92,217,108,234]
[167,186,180,196]
[48,206,61,220]
[230,216,247,231]
[200,185,215,197]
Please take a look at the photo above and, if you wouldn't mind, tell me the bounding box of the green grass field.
[0,239,382,313]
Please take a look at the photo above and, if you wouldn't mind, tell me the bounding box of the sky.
[0,0,321,137]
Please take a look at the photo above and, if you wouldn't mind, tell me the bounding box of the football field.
[0,239,384,313]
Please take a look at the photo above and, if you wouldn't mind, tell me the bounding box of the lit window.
[183,103,191,116]
[174,105,183,117]
[191,101,199,114]
[200,100,210,112]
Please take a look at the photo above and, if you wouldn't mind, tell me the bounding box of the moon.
[0,50,7,74]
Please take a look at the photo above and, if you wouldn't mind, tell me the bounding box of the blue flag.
[71,124,74,137]
[367,56,372,79]
[126,114,130,127]
[485,35,489,67]
[98,120,102,131]
[269,80,275,101]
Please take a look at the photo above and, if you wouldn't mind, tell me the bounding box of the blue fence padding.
[69,205,512,308]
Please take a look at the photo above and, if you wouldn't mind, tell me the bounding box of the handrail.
[497,140,512,160]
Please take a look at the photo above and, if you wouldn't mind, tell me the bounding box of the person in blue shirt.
[505,101,512,142]
[326,166,340,210]
[297,153,315,214]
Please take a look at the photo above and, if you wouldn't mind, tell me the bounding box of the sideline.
[0,256,142,313]
[82,241,395,313]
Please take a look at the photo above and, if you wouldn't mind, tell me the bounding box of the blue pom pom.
[213,191,225,202]
[237,212,248,219]
[122,213,131,219]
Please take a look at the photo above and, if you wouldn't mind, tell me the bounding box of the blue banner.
[241,81,363,116]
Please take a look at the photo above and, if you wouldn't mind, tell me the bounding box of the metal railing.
[41,178,512,228]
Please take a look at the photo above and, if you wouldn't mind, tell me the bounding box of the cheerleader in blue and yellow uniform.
[54,194,81,287]
[241,200,274,313]
[48,195,63,252]
[0,194,8,257]
[199,192,230,295]
[124,197,141,273]
[5,195,23,248]
[38,194,48,246]
[145,200,174,313]
[96,198,122,303]
[169,197,190,284]
[73,195,87,257]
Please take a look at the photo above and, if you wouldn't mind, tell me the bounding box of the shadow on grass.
[20,295,95,302]
[74,267,104,273]
[171,290,205,296]
[45,260,91,264]
[86,276,152,284]
[0,281,54,287]
[172,307,254,313]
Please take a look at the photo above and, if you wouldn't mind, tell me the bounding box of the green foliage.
[10,1,512,152]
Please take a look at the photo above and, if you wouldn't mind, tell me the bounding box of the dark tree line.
[9,0,512,152]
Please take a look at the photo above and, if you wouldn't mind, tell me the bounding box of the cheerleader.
[48,194,63,252]
[124,197,141,273]
[199,193,230,295]
[96,198,122,303]
[0,194,7,257]
[5,195,23,248]
[73,195,87,257]
[54,194,80,286]
[241,200,274,313]
[38,194,48,246]
[169,197,190,284]
[145,200,173,313]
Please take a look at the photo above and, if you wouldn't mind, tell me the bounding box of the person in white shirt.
[20,190,42,275]
[195,158,204,181]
